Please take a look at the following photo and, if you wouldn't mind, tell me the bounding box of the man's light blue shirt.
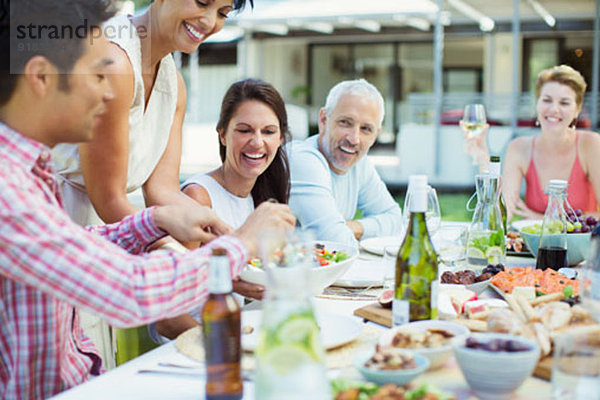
[288,135,402,247]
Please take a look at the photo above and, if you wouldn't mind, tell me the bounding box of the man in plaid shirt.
[0,0,295,398]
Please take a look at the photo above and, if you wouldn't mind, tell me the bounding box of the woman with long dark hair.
[150,79,291,341]
[183,78,290,230]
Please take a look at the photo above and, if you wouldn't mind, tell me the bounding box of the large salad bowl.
[240,240,359,295]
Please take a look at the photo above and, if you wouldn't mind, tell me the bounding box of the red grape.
[586,216,598,226]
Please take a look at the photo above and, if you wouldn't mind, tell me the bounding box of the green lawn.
[355,191,474,222]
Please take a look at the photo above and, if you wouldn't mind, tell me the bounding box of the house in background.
[129,0,600,188]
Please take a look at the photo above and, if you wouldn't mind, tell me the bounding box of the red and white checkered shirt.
[0,123,248,399]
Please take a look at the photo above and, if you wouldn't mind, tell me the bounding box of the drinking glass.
[403,185,441,235]
[433,224,467,266]
[581,262,600,323]
[382,246,399,291]
[552,327,600,400]
[460,104,487,138]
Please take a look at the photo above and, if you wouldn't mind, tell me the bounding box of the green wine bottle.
[490,156,507,233]
[393,175,439,326]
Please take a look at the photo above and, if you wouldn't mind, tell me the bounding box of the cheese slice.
[512,286,536,301]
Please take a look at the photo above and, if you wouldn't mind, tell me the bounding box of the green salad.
[331,379,456,400]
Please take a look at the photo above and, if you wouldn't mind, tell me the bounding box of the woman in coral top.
[466,65,600,221]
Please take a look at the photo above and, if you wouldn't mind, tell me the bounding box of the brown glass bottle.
[202,248,242,400]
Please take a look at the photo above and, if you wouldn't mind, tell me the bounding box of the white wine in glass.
[461,104,487,138]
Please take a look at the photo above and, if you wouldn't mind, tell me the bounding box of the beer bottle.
[202,248,242,400]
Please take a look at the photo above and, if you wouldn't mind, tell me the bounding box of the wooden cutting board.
[533,356,552,380]
[353,302,553,380]
[353,302,392,327]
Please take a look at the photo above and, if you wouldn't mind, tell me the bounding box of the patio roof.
[205,0,595,41]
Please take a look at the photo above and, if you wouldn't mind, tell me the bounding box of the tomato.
[316,256,330,266]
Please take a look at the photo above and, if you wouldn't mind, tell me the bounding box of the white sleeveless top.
[51,14,178,226]
[148,173,254,344]
[181,174,255,229]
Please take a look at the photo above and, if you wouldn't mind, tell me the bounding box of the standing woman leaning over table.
[466,65,600,221]
[51,0,253,368]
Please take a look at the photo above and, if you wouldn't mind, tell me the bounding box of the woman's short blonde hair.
[536,65,587,107]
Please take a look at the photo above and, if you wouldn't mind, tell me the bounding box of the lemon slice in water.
[276,316,317,343]
[261,344,313,375]
[275,315,324,361]
[466,247,485,260]
[485,246,503,264]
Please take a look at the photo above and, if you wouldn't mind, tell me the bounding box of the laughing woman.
[182,79,290,234]
[151,78,290,341]
[51,0,253,367]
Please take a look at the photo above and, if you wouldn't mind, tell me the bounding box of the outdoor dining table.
[52,232,553,400]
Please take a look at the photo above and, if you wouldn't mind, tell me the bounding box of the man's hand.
[153,204,233,244]
[346,220,364,240]
[234,202,296,255]
[233,277,265,300]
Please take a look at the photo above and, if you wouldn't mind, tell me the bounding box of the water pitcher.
[254,230,330,400]
[466,173,506,266]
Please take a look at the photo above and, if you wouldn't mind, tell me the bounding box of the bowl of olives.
[452,333,540,399]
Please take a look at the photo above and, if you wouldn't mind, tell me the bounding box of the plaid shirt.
[0,123,248,399]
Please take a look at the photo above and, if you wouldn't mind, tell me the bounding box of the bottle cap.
[408,175,428,213]
[547,179,568,190]
[212,248,227,257]
[408,175,428,190]
[488,156,501,177]
[209,248,232,294]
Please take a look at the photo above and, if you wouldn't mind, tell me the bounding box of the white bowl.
[353,350,430,386]
[520,230,590,266]
[240,240,358,295]
[452,333,541,400]
[378,320,470,369]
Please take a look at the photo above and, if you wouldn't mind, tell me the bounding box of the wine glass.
[433,224,467,266]
[551,329,600,399]
[403,185,442,235]
[382,246,399,291]
[460,104,487,138]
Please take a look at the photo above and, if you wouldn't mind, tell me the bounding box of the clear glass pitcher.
[466,173,506,266]
[254,230,330,400]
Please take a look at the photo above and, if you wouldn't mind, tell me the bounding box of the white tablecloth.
[52,259,551,399]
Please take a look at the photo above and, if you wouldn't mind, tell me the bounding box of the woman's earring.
[535,118,540,127]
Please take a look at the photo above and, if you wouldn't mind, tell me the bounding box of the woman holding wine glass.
[464,65,600,221]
